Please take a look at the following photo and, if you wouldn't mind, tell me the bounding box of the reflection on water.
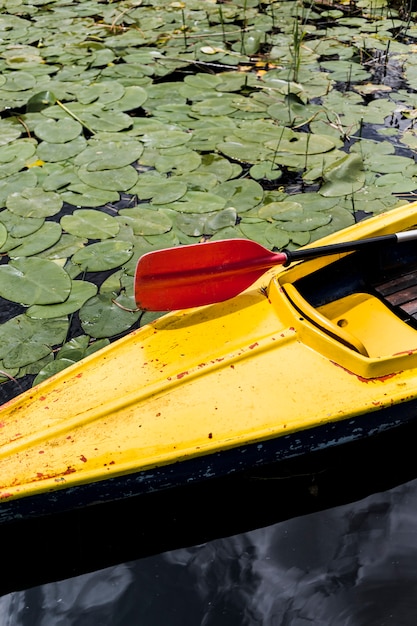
[3,478,417,625]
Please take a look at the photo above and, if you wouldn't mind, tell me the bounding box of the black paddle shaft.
[283,231,415,265]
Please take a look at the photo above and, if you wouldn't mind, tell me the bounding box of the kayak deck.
[2,203,417,520]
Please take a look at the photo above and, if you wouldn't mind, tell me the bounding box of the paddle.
[135,229,417,310]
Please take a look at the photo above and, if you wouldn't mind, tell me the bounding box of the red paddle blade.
[134,239,287,310]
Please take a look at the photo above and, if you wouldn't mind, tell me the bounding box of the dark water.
[3,477,417,625]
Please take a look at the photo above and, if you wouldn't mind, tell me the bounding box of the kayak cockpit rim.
[270,243,417,379]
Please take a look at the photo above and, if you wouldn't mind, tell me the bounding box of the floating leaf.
[118,208,173,235]
[216,179,264,213]
[280,212,332,232]
[37,136,87,162]
[0,222,7,248]
[77,164,138,191]
[155,151,202,174]
[61,184,119,208]
[3,342,52,369]
[6,188,62,218]
[79,293,141,338]
[0,257,71,305]
[320,153,365,197]
[34,118,82,143]
[163,191,227,214]
[8,222,62,257]
[33,358,77,385]
[27,280,98,319]
[265,224,291,248]
[0,209,44,237]
[61,209,120,240]
[239,222,273,249]
[38,234,87,259]
[258,202,303,221]
[72,240,134,271]
[75,141,144,171]
[0,315,68,362]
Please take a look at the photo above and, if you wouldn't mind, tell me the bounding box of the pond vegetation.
[1,0,417,395]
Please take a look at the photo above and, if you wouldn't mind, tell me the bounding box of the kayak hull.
[3,202,417,521]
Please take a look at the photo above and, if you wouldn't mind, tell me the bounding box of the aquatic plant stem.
[56,100,96,135]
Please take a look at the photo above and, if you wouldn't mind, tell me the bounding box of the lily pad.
[0,315,69,363]
[0,209,44,237]
[8,221,62,257]
[61,209,120,240]
[27,280,98,319]
[320,153,365,197]
[0,257,71,305]
[75,140,144,171]
[118,208,173,235]
[79,292,141,338]
[0,222,7,248]
[216,179,264,213]
[77,163,138,191]
[6,188,63,218]
[34,118,83,143]
[37,136,87,162]
[33,358,77,385]
[72,240,134,271]
[163,191,227,214]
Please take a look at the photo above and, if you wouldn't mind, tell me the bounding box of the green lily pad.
[264,224,291,248]
[77,163,138,191]
[216,179,264,213]
[265,132,336,155]
[141,130,192,149]
[34,118,83,143]
[37,136,87,162]
[0,222,7,248]
[75,140,144,171]
[61,184,120,208]
[163,191,227,214]
[155,150,202,174]
[6,188,63,218]
[118,207,173,235]
[27,280,98,319]
[280,212,332,232]
[141,179,188,204]
[3,342,52,369]
[38,234,87,259]
[320,153,365,197]
[0,209,44,237]
[0,315,68,366]
[79,292,141,338]
[0,257,71,305]
[61,209,120,240]
[8,221,62,257]
[238,221,273,249]
[0,170,38,206]
[33,358,77,385]
[72,240,134,271]
[258,202,303,221]
[374,173,417,193]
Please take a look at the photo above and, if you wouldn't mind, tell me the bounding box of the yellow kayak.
[2,201,417,525]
